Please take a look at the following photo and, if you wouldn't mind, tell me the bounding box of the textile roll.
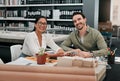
[0,71,96,81]
[0,64,95,75]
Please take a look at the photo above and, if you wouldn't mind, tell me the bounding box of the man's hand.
[77,51,92,58]
[64,49,81,56]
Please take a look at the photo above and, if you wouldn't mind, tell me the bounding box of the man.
[61,12,108,58]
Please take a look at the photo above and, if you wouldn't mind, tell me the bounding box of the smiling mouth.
[76,24,82,27]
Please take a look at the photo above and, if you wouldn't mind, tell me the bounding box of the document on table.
[6,57,36,65]
[6,57,57,66]
[115,57,120,63]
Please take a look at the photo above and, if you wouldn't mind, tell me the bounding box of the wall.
[100,0,120,26]
[83,0,99,29]
[112,0,120,25]
[99,0,111,22]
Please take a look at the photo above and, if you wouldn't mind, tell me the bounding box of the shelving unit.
[0,0,83,34]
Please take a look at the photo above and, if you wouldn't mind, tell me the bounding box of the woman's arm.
[46,49,65,57]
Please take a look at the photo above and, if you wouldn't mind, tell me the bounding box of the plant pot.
[36,53,47,64]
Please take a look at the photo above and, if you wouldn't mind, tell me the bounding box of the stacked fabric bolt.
[57,56,98,68]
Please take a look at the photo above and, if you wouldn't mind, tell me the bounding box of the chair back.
[0,58,4,64]
[10,45,22,61]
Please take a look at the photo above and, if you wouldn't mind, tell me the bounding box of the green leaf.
[38,48,45,55]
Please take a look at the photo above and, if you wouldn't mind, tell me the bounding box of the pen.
[112,48,117,56]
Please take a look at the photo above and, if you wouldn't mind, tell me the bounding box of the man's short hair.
[72,12,86,19]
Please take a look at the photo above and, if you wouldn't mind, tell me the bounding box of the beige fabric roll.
[72,59,83,67]
[0,64,95,75]
[0,71,96,81]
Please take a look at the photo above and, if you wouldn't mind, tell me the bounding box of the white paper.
[6,57,57,66]
[6,57,36,65]
[115,57,120,63]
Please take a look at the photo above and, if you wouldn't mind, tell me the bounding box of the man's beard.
[76,25,84,30]
[78,26,83,30]
[76,23,84,30]
[76,23,85,30]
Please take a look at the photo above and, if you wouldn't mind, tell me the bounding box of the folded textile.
[57,56,98,68]
[0,64,95,75]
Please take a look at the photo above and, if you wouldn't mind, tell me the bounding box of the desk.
[103,64,120,81]
[6,57,106,81]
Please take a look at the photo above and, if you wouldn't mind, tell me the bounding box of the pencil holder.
[108,54,115,64]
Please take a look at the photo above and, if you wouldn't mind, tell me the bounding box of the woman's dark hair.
[33,16,47,31]
[72,12,86,19]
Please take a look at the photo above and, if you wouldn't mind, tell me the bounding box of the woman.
[22,16,64,57]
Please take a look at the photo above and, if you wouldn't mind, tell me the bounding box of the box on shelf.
[53,10,60,20]
[98,21,112,32]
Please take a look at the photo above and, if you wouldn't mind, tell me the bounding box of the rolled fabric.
[57,57,98,68]
[0,64,95,75]
[72,59,83,67]
[0,71,96,81]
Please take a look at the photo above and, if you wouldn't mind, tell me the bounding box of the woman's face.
[35,18,47,33]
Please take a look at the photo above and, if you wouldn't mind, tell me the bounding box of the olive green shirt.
[60,26,108,57]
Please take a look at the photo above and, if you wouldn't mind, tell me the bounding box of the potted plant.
[36,48,47,64]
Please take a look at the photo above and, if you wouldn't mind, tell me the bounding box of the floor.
[110,38,120,57]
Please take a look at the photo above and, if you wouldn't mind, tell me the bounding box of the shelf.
[0,17,35,21]
[0,3,83,7]
[0,17,72,21]
[48,19,72,21]
[0,0,83,33]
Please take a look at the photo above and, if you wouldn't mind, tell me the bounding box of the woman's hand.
[46,49,65,57]
[63,49,92,58]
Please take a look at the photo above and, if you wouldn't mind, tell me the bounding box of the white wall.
[112,0,120,25]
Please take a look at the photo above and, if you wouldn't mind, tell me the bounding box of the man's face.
[72,14,86,30]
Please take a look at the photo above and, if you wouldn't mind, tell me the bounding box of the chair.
[10,45,22,61]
